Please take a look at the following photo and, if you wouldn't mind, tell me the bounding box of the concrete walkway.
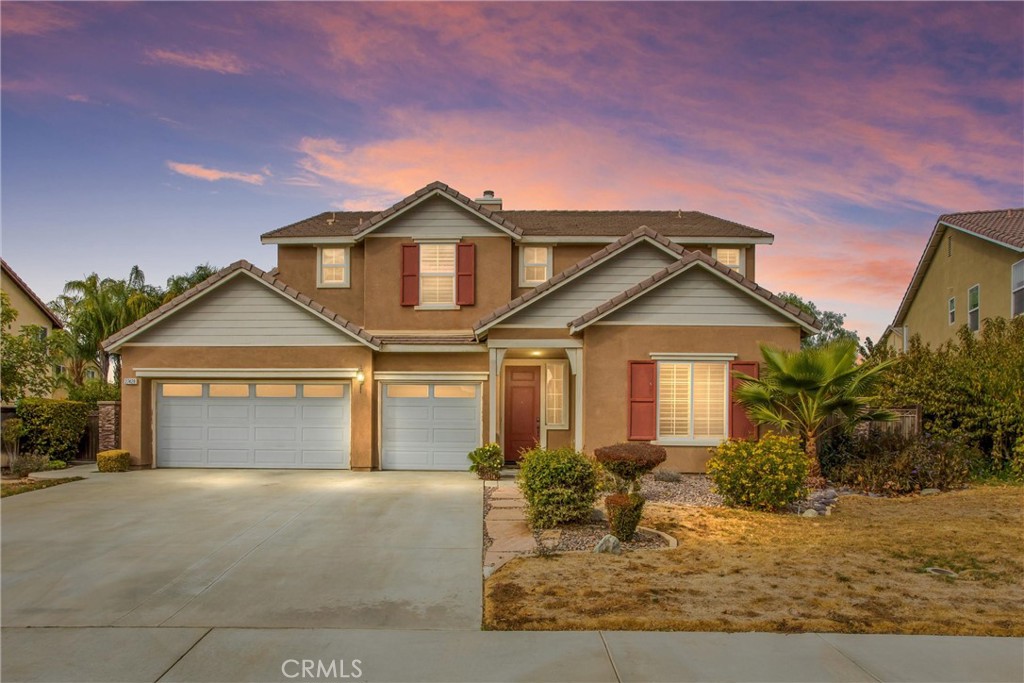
[2,627,1020,682]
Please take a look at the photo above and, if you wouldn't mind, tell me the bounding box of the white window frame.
[1012,259,1024,318]
[712,247,745,275]
[948,297,956,326]
[543,360,569,429]
[317,247,350,288]
[519,245,553,287]
[415,241,459,310]
[654,359,730,446]
[967,284,980,332]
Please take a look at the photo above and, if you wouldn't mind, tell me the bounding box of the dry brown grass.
[0,477,83,497]
[484,485,1024,635]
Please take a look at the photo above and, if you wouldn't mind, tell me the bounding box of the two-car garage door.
[156,382,351,469]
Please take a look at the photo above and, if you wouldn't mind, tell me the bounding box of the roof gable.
[0,259,63,328]
[102,261,380,351]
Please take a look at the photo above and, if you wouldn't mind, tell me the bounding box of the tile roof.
[568,251,821,332]
[101,260,380,350]
[0,259,63,328]
[261,181,773,241]
[473,226,688,333]
[939,208,1024,249]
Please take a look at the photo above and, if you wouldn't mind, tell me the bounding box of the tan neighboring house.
[102,181,819,473]
[1,259,65,400]
[883,209,1024,351]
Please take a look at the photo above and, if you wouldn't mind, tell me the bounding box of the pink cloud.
[1,2,78,36]
[166,161,265,185]
[144,48,247,75]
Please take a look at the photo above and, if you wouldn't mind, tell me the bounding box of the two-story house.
[1,259,66,401]
[883,209,1024,351]
[103,181,819,472]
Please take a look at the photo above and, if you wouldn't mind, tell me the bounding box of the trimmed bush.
[594,442,667,493]
[826,432,979,495]
[605,492,645,541]
[517,446,598,529]
[16,398,91,462]
[10,454,47,478]
[468,442,504,480]
[41,460,68,471]
[97,449,131,472]
[67,380,120,408]
[707,434,808,511]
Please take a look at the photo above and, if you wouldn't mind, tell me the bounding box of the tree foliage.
[873,316,1024,465]
[777,291,860,349]
[0,292,64,403]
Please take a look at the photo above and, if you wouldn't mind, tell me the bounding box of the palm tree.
[163,263,219,303]
[732,339,895,478]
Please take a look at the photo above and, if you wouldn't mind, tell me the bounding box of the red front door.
[504,366,540,462]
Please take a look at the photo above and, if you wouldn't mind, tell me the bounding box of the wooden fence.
[849,406,922,438]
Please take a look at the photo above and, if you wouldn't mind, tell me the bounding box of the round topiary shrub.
[594,442,667,493]
[605,492,645,541]
[517,446,598,529]
[468,442,504,480]
[706,434,807,511]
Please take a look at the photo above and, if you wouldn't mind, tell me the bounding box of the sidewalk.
[2,627,1020,682]
[27,462,98,480]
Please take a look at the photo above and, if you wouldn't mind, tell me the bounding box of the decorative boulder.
[593,534,622,555]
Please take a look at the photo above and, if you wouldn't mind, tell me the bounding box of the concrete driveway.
[1,469,482,630]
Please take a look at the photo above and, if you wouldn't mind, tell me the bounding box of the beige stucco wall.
[119,345,375,469]
[895,228,1020,349]
[581,324,801,472]
[276,245,366,325]
[2,279,57,333]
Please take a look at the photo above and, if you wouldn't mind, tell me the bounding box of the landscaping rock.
[802,509,819,517]
[593,534,622,554]
[590,507,607,522]
[925,566,958,577]
[921,488,941,496]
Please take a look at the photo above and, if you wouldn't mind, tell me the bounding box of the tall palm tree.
[732,339,895,478]
[163,263,219,303]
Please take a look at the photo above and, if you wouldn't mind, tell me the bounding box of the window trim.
[317,246,350,288]
[543,360,569,429]
[415,241,459,309]
[967,284,980,332]
[712,247,745,275]
[1012,259,1024,318]
[948,296,956,326]
[653,359,730,446]
[519,245,553,287]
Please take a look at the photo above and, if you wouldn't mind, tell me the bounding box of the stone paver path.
[483,477,538,577]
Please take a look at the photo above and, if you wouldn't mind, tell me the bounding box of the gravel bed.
[637,473,723,507]
[482,485,494,551]
[539,524,668,552]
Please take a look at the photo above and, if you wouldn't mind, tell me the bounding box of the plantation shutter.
[729,361,759,439]
[628,361,657,441]
[400,244,419,306]
[456,243,476,306]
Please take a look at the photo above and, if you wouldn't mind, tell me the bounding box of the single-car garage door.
[156,382,351,469]
[381,383,482,470]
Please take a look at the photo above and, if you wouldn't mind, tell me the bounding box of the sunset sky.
[2,2,1022,339]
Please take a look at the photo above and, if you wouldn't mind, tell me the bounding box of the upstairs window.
[318,247,349,287]
[520,246,552,286]
[419,243,457,306]
[1013,260,1024,318]
[968,285,980,332]
[713,248,743,273]
[948,297,956,325]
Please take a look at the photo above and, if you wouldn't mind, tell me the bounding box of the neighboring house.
[883,209,1024,351]
[1,259,64,400]
[102,181,819,473]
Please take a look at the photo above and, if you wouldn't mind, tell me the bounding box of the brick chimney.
[475,189,502,211]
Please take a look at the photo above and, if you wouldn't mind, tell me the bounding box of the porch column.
[488,347,506,443]
[566,348,583,450]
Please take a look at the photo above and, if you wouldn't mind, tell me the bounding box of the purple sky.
[2,2,1022,339]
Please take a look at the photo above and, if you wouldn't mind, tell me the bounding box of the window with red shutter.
[456,243,475,306]
[729,360,759,439]
[400,244,419,306]
[628,360,657,440]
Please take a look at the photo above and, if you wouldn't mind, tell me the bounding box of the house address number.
[124,378,138,385]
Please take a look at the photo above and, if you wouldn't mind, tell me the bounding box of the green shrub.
[10,454,47,478]
[707,434,808,511]
[41,460,68,471]
[605,492,645,540]
[829,433,980,494]
[2,417,23,460]
[1010,437,1024,483]
[517,446,598,529]
[67,380,120,408]
[594,442,667,493]
[15,398,91,462]
[468,442,504,480]
[97,449,131,472]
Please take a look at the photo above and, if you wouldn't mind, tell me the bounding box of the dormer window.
[713,248,743,273]
[318,247,349,288]
[520,246,552,286]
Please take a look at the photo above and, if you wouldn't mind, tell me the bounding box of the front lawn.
[1,477,84,498]
[485,484,1024,635]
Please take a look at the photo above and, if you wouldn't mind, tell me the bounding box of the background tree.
[0,292,64,402]
[163,263,218,303]
[733,339,895,478]
[777,292,860,349]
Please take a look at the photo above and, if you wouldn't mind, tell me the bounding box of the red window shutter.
[730,361,759,439]
[456,243,476,306]
[400,244,419,306]
[628,361,657,441]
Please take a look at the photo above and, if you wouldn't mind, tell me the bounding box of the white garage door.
[381,383,482,470]
[156,382,351,469]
